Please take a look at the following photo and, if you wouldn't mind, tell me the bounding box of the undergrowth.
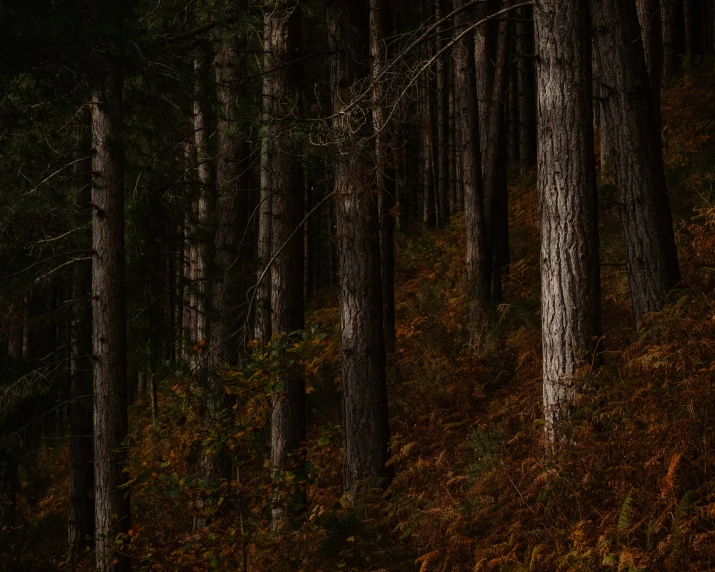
[6,65,715,572]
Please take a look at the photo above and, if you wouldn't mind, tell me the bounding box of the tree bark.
[636,0,664,128]
[370,0,397,356]
[534,0,602,444]
[592,0,680,325]
[91,63,130,571]
[264,0,306,526]
[516,5,537,172]
[69,110,94,559]
[190,53,213,368]
[435,0,451,227]
[476,0,511,304]
[455,0,489,346]
[329,0,391,494]
[661,0,684,77]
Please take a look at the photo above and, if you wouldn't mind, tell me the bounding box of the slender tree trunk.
[264,0,306,525]
[256,16,274,345]
[92,63,130,571]
[476,1,511,304]
[517,5,537,172]
[662,0,684,77]
[592,0,680,325]
[535,0,602,444]
[69,110,94,559]
[191,54,213,367]
[370,0,397,356]
[455,0,489,346]
[683,0,697,66]
[329,0,391,494]
[637,0,664,129]
[435,0,451,227]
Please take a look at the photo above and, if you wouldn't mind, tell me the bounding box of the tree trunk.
[454,0,489,346]
[662,0,684,78]
[190,53,213,367]
[91,63,131,571]
[435,0,451,227]
[69,111,94,559]
[636,0,664,128]
[264,0,306,526]
[535,0,602,444]
[370,0,397,356]
[256,15,274,346]
[329,0,391,494]
[476,1,511,304]
[516,5,537,172]
[592,0,680,325]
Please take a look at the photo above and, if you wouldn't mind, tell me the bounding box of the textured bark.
[189,54,213,366]
[91,64,130,571]
[455,0,491,345]
[592,0,680,325]
[683,0,697,66]
[662,0,684,77]
[256,15,274,345]
[420,64,435,226]
[329,0,391,494]
[516,5,537,172]
[535,0,602,443]
[370,0,397,356]
[69,112,94,558]
[264,0,306,526]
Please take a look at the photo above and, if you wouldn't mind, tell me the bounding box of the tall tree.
[636,0,664,127]
[264,0,307,525]
[475,0,511,304]
[329,0,391,494]
[454,0,488,345]
[535,0,602,443]
[370,0,397,356]
[516,5,537,172]
[68,111,94,559]
[92,57,131,572]
[661,0,684,77]
[592,0,680,325]
[435,0,451,228]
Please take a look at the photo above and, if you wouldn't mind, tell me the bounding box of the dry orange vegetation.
[8,66,715,571]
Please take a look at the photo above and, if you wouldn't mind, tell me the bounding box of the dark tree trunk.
[516,5,537,172]
[455,0,489,346]
[329,0,391,494]
[370,0,397,356]
[190,53,213,367]
[69,111,94,559]
[535,0,602,444]
[662,0,685,77]
[256,14,274,345]
[91,63,131,571]
[435,0,451,227]
[683,0,697,66]
[476,1,511,304]
[592,0,680,325]
[636,0,664,129]
[420,62,435,226]
[265,0,306,525]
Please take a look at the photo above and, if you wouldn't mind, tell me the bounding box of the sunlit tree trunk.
[535,0,602,444]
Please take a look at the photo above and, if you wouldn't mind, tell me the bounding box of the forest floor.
[8,64,715,571]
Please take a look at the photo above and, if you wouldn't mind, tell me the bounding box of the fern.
[618,496,633,532]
